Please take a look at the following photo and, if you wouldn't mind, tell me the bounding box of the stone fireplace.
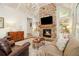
[39,3,56,41]
[39,27,56,41]
[43,29,51,38]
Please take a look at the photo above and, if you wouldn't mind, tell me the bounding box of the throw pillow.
[56,32,70,51]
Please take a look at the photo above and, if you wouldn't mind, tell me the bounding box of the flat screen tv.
[41,16,53,25]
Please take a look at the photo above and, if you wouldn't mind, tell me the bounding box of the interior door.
[27,18,32,37]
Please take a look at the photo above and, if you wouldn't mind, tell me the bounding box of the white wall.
[0,6,27,38]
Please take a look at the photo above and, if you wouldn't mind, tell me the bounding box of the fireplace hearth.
[43,29,51,38]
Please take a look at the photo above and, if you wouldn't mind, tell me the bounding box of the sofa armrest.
[64,38,79,56]
[9,42,30,56]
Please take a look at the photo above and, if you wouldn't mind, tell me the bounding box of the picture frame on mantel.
[0,17,4,28]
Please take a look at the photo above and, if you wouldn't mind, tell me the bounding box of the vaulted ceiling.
[0,3,49,16]
[0,3,74,17]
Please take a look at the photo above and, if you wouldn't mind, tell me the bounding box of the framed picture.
[0,17,4,28]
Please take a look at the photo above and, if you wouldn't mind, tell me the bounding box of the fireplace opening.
[43,29,51,38]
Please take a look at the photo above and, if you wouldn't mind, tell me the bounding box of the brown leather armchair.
[0,38,30,56]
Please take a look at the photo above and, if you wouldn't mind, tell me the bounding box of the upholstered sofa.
[63,38,79,56]
[37,38,79,56]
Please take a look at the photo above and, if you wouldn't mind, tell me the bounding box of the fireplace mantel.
[39,24,56,28]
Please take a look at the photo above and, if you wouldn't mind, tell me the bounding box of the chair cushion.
[64,38,79,56]
[0,38,12,55]
[38,42,62,56]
